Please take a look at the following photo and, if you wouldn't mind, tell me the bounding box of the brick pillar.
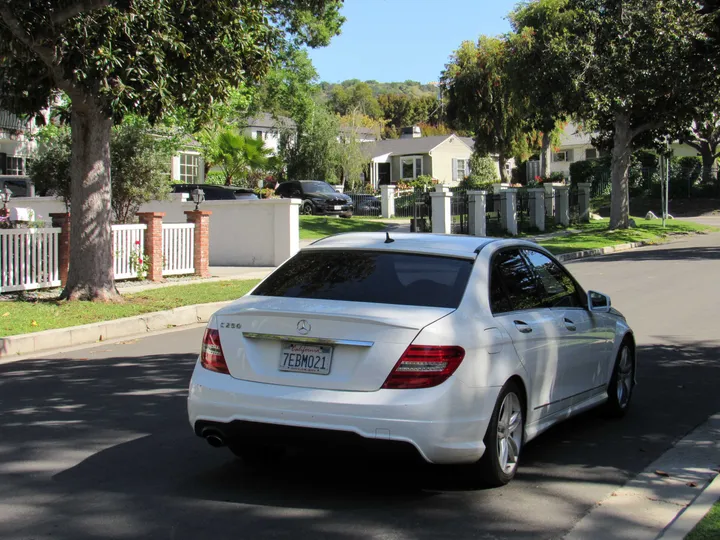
[137,212,165,282]
[184,210,211,277]
[49,212,71,286]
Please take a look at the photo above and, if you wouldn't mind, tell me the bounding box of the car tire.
[300,202,314,215]
[473,380,525,487]
[228,442,285,465]
[604,340,635,418]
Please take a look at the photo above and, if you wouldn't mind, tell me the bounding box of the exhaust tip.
[202,428,226,448]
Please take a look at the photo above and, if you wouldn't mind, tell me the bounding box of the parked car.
[275,180,353,216]
[188,233,635,486]
[352,194,381,216]
[223,186,260,200]
[0,177,33,197]
[171,183,237,201]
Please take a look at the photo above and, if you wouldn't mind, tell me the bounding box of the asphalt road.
[2,233,720,540]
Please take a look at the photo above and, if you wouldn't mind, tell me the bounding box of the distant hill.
[319,80,439,99]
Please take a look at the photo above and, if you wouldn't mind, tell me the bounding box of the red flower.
[135,240,140,245]
[138,258,143,265]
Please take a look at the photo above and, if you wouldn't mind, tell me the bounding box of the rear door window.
[490,249,541,313]
[253,250,473,309]
[522,249,583,308]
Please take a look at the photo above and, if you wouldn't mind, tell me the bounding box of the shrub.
[468,154,499,185]
[204,171,226,185]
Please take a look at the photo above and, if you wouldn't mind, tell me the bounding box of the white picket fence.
[0,228,61,293]
[112,224,147,280]
[162,223,195,276]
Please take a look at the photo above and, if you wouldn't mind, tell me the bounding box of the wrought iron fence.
[516,190,533,233]
[450,189,468,234]
[394,189,421,219]
[486,193,503,236]
[345,192,381,217]
[411,192,432,232]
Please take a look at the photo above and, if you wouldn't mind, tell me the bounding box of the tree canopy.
[0,0,343,300]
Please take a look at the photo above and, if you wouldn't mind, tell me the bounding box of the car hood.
[306,191,351,202]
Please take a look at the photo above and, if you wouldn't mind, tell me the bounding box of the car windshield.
[252,250,473,309]
[301,181,337,194]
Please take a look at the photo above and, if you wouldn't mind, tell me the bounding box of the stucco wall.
[7,196,300,267]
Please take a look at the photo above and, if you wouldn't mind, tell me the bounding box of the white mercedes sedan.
[188,233,635,486]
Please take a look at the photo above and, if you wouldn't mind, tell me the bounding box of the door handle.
[513,320,533,334]
[564,318,577,332]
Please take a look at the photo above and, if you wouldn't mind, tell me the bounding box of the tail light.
[200,328,229,374]
[382,345,465,389]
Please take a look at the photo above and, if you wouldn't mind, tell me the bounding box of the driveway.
[1,233,719,539]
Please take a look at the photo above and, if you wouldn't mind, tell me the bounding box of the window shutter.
[0,153,6,175]
[464,159,470,176]
[452,158,458,182]
[567,149,574,162]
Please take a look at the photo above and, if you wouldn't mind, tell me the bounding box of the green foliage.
[407,175,436,190]
[467,154,500,186]
[201,130,270,187]
[204,171,226,185]
[28,117,179,223]
[442,37,530,181]
[376,93,443,135]
[279,102,341,183]
[28,126,72,202]
[327,82,382,119]
[0,1,344,124]
[320,80,438,99]
[110,116,179,223]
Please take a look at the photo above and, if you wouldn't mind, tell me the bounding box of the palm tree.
[202,130,271,186]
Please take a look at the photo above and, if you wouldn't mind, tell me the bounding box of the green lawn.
[299,215,388,239]
[0,279,260,337]
[536,218,716,255]
[686,501,720,540]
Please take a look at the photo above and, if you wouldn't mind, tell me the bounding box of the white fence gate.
[162,223,195,276]
[112,224,147,280]
[0,228,61,293]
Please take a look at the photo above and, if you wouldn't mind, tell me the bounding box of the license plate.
[334,205,342,210]
[280,343,333,375]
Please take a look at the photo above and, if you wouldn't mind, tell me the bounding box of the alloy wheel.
[616,346,633,408]
[496,392,523,475]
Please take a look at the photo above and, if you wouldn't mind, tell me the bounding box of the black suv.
[275,180,353,216]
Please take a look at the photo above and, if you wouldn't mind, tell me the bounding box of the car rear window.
[252,250,473,309]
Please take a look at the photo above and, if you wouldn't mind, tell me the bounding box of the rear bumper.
[188,361,499,464]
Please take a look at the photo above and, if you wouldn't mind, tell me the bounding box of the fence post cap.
[136,211,166,218]
[184,210,212,217]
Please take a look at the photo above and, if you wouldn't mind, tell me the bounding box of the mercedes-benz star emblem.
[297,320,311,335]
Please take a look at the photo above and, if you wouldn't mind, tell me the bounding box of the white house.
[362,128,512,188]
[547,122,707,178]
[0,111,36,177]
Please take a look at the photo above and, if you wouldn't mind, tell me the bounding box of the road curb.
[563,413,720,540]
[657,469,720,540]
[0,301,232,359]
[554,241,651,262]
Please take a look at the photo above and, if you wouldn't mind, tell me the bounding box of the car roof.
[305,233,500,259]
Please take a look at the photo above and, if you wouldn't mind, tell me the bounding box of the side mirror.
[588,290,611,313]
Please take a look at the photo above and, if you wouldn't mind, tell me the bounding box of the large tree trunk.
[61,102,120,301]
[540,131,551,178]
[699,142,717,187]
[609,113,633,230]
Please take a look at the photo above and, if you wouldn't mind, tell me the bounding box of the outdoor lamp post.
[191,188,205,211]
[0,187,11,210]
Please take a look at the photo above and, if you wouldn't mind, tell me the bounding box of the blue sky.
[307,0,518,83]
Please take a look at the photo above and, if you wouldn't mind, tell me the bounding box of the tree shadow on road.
[1,336,719,539]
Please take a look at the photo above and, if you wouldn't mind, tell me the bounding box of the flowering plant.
[128,240,150,280]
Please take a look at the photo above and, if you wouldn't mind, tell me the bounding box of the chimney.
[400,126,422,139]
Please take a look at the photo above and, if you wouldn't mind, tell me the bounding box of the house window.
[256,130,264,140]
[552,151,568,163]
[6,156,24,175]
[456,159,467,180]
[179,153,199,183]
[585,148,598,160]
[400,156,423,179]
